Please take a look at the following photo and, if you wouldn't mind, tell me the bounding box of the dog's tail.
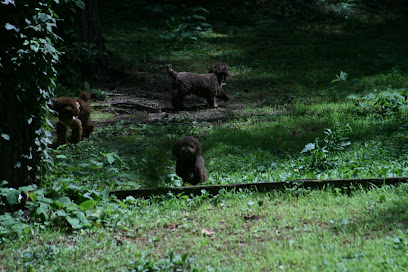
[79,92,91,102]
[167,64,178,79]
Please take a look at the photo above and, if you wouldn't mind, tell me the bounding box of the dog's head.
[172,136,202,161]
[52,97,80,122]
[209,62,229,85]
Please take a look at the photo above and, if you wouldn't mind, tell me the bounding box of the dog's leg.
[56,122,68,146]
[82,120,95,138]
[70,118,83,143]
[206,96,218,108]
[171,89,185,110]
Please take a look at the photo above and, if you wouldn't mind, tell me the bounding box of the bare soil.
[93,67,245,125]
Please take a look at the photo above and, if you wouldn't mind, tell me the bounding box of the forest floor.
[3,2,408,271]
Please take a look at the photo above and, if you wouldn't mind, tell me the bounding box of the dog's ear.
[79,92,91,102]
[209,62,229,76]
[192,138,202,155]
[51,100,61,113]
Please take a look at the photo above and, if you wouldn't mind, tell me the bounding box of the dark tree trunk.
[76,0,106,78]
[0,92,41,188]
[77,0,105,51]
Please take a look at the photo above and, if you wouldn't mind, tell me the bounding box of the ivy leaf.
[75,0,85,9]
[1,133,10,141]
[2,0,16,5]
[5,23,19,32]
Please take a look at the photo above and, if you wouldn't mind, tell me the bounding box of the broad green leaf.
[54,196,72,208]
[36,203,50,219]
[75,211,90,226]
[106,153,116,165]
[19,185,36,192]
[80,199,97,210]
[6,190,20,205]
[55,210,68,217]
[339,71,348,81]
[66,216,81,229]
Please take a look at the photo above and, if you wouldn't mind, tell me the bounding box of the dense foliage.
[0,0,60,187]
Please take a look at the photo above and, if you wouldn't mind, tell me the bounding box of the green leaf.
[6,190,20,205]
[66,216,82,229]
[36,203,50,219]
[19,185,36,192]
[75,0,85,9]
[339,71,348,81]
[301,143,315,154]
[55,209,68,217]
[54,196,72,208]
[2,0,15,6]
[106,153,116,165]
[75,211,90,226]
[5,23,18,32]
[28,191,37,202]
[80,199,97,210]
[1,133,10,141]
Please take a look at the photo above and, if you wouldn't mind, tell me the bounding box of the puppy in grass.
[172,136,207,185]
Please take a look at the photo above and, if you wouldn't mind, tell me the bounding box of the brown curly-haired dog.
[172,136,207,185]
[167,62,229,110]
[52,92,95,146]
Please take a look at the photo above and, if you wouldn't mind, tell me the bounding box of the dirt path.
[93,67,245,125]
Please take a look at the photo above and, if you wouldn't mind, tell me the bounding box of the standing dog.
[172,136,207,185]
[52,92,95,146]
[167,62,229,110]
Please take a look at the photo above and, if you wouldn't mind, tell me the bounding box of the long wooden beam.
[109,177,408,199]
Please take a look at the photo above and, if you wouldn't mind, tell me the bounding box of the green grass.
[3,185,408,271]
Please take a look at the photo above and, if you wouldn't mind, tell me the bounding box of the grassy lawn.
[3,186,408,271]
[2,1,408,271]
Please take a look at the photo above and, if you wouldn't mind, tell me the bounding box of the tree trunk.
[77,0,105,50]
[0,92,40,188]
[76,0,106,78]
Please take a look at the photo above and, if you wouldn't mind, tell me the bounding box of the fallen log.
[109,177,408,199]
[111,101,161,113]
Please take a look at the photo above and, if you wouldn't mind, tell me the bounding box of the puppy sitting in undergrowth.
[172,136,207,185]
[52,92,95,146]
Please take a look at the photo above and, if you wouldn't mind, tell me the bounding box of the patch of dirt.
[93,67,247,125]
